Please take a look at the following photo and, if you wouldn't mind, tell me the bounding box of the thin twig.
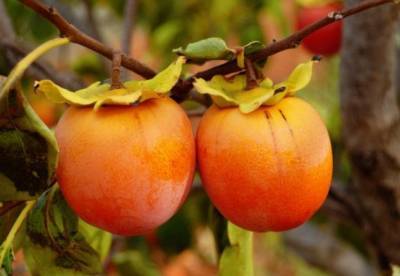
[19,0,156,79]
[173,0,396,98]
[18,0,395,99]
[0,0,83,89]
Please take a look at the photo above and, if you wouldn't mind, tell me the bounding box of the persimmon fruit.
[197,97,332,232]
[296,3,342,56]
[55,97,196,236]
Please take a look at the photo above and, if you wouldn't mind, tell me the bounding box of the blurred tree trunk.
[340,0,400,272]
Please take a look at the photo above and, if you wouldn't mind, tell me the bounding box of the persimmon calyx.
[34,57,186,110]
[193,59,317,114]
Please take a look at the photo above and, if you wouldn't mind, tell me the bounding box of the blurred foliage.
[4,0,57,42]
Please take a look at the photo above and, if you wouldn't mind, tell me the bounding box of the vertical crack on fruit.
[264,110,283,184]
[278,108,302,165]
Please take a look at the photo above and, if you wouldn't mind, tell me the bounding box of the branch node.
[291,41,300,48]
[328,11,344,20]
[312,55,323,62]
[48,6,55,14]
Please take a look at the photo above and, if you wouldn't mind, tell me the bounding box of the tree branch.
[18,0,396,99]
[178,0,396,87]
[18,0,156,79]
[0,0,83,90]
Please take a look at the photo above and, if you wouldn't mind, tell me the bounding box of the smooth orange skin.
[197,97,332,232]
[56,97,196,236]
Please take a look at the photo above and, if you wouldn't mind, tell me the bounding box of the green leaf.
[36,57,186,109]
[24,188,103,275]
[219,222,253,276]
[243,41,265,55]
[0,249,12,276]
[0,38,68,201]
[174,37,235,64]
[0,87,58,201]
[78,220,112,262]
[174,39,266,65]
[243,41,267,66]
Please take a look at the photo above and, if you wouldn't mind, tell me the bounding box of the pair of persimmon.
[56,94,332,236]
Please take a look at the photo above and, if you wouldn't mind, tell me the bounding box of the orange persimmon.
[56,97,196,236]
[196,97,332,232]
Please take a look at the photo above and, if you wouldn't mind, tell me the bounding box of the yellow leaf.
[35,57,186,108]
[285,60,315,95]
[237,87,274,113]
[194,77,237,104]
[194,75,274,113]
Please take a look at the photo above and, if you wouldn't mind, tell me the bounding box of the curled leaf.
[173,38,235,64]
[236,87,274,113]
[126,56,186,101]
[285,60,315,95]
[174,38,266,66]
[194,75,274,113]
[193,59,316,113]
[35,57,185,109]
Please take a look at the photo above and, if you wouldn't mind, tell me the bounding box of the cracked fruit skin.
[297,3,342,56]
[55,97,196,236]
[197,97,332,232]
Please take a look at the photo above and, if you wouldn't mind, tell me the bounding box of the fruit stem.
[111,50,124,90]
[245,58,259,90]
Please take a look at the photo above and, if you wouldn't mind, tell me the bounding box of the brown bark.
[340,0,400,270]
